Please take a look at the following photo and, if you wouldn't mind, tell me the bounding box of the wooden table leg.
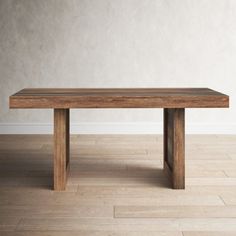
[163,108,185,189]
[54,109,70,190]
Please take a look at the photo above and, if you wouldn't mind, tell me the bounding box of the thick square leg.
[163,108,185,189]
[54,109,70,191]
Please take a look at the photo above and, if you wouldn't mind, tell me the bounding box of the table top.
[10,88,229,108]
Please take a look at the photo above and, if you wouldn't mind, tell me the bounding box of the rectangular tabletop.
[9,88,229,108]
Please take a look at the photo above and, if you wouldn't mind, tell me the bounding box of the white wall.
[0,0,235,134]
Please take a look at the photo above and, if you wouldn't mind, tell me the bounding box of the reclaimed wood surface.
[54,109,70,190]
[164,108,185,189]
[9,88,229,108]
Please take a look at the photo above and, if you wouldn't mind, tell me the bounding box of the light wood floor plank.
[16,218,236,231]
[75,185,236,197]
[115,206,236,218]
[0,205,113,218]
[0,192,223,206]
[186,178,236,186]
[2,231,183,236]
[0,217,20,231]
[183,232,236,236]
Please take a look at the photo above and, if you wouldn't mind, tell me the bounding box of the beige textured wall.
[0,0,235,132]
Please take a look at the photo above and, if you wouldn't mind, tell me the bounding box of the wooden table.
[9,88,229,190]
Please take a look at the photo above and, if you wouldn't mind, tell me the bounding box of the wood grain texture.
[54,109,70,190]
[164,108,185,189]
[9,88,229,108]
[0,134,236,235]
[115,205,236,218]
[15,218,236,231]
[183,233,236,236]
[0,231,182,236]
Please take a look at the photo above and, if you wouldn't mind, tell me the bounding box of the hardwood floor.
[0,134,236,235]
